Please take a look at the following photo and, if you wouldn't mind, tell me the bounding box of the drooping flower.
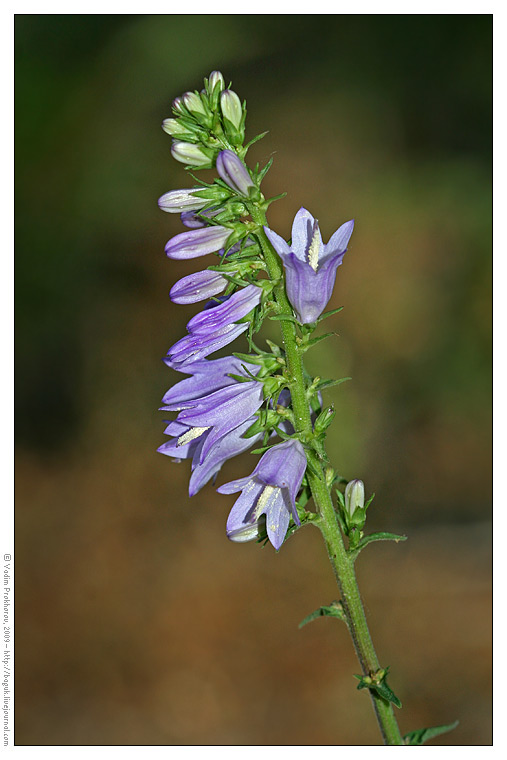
[160,356,259,409]
[174,380,265,464]
[217,439,307,550]
[264,207,354,323]
[165,225,232,260]
[216,150,255,197]
[158,415,262,497]
[169,269,230,305]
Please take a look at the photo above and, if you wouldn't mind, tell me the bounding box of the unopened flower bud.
[171,141,211,167]
[216,150,255,197]
[158,189,209,213]
[344,479,365,518]
[162,118,181,136]
[183,91,206,116]
[172,96,185,114]
[220,89,243,129]
[180,207,223,229]
[314,405,336,435]
[209,70,225,92]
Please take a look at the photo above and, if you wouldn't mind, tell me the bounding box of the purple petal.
[177,381,264,464]
[290,208,315,261]
[161,357,259,410]
[185,284,261,335]
[165,322,249,368]
[264,488,292,550]
[263,226,291,258]
[190,418,262,497]
[255,439,307,505]
[216,150,255,197]
[165,226,232,260]
[324,219,355,259]
[170,269,229,305]
[225,480,265,533]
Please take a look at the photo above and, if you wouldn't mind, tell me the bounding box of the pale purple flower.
[170,269,230,305]
[165,225,232,260]
[218,439,307,550]
[174,381,265,464]
[160,356,259,410]
[158,416,262,497]
[264,207,354,323]
[158,189,210,214]
[216,150,255,197]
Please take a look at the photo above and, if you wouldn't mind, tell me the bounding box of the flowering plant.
[157,71,458,746]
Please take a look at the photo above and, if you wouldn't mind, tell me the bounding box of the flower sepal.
[354,667,402,709]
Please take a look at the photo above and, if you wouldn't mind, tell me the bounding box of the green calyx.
[354,667,402,709]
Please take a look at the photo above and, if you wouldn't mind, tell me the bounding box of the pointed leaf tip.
[404,720,459,745]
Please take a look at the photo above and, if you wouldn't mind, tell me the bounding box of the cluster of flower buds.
[158,71,358,550]
[161,71,246,169]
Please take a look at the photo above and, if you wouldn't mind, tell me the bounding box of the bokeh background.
[15,14,492,746]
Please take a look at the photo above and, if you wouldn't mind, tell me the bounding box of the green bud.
[183,91,206,116]
[162,118,181,136]
[209,70,225,93]
[314,405,335,435]
[344,479,365,519]
[220,89,242,128]
[171,141,212,168]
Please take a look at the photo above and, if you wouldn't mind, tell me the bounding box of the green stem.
[249,204,404,746]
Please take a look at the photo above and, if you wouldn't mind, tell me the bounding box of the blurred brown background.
[15,15,492,745]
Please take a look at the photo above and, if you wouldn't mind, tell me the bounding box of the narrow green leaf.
[299,602,346,629]
[244,130,269,150]
[257,157,274,183]
[315,377,351,391]
[301,332,336,352]
[316,306,344,323]
[353,532,407,555]
[404,720,459,746]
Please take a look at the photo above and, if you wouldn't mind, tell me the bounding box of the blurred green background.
[15,14,491,745]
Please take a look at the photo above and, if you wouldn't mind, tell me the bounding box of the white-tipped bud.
[172,96,184,114]
[162,118,181,136]
[344,479,365,519]
[220,89,243,129]
[170,141,210,167]
[209,70,225,92]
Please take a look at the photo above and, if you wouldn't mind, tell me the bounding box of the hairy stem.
[250,204,404,746]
